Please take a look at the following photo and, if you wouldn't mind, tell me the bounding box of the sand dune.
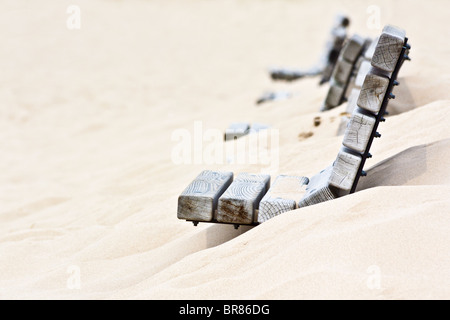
[0,0,449,300]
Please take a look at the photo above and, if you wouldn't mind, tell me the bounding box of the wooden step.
[371,25,406,72]
[258,175,309,223]
[357,71,390,114]
[224,122,250,141]
[322,34,366,111]
[216,173,270,224]
[177,170,233,222]
[342,109,377,153]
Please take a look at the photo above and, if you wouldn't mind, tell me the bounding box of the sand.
[0,0,449,300]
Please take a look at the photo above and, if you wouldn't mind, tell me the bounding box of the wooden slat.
[342,34,365,62]
[371,25,406,72]
[178,170,233,222]
[331,57,353,86]
[343,109,377,153]
[322,82,345,110]
[298,166,337,208]
[298,150,361,208]
[258,175,309,223]
[357,71,390,114]
[299,149,361,207]
[233,172,271,190]
[329,149,362,191]
[224,122,250,141]
[322,33,366,111]
[217,173,270,224]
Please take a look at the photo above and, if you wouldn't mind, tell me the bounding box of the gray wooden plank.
[217,173,270,224]
[178,170,233,222]
[298,166,337,208]
[342,109,377,153]
[342,34,365,62]
[322,82,345,110]
[357,71,390,114]
[371,25,406,72]
[224,122,250,141]
[329,149,362,191]
[258,175,309,223]
[331,57,353,86]
[233,172,271,192]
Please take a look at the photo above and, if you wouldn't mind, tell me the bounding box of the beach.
[0,0,449,299]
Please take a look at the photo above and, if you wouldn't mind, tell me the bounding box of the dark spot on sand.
[298,131,314,141]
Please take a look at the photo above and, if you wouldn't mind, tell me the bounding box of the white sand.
[0,0,449,299]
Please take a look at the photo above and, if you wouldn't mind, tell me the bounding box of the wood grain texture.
[298,166,337,208]
[234,172,270,194]
[299,149,361,205]
[217,173,270,224]
[322,82,345,110]
[343,109,376,153]
[224,122,250,141]
[357,72,390,114]
[371,25,405,72]
[329,149,362,191]
[342,34,365,62]
[331,57,353,86]
[258,175,309,223]
[178,170,233,222]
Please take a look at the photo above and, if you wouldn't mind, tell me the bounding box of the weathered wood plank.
[329,149,362,191]
[178,170,233,222]
[298,166,337,208]
[342,34,365,62]
[331,57,353,86]
[371,25,406,72]
[217,173,270,224]
[224,122,250,141]
[342,109,377,153]
[357,71,390,114]
[322,34,366,111]
[319,18,348,84]
[234,172,271,192]
[322,82,345,110]
[299,149,361,207]
[258,175,309,223]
